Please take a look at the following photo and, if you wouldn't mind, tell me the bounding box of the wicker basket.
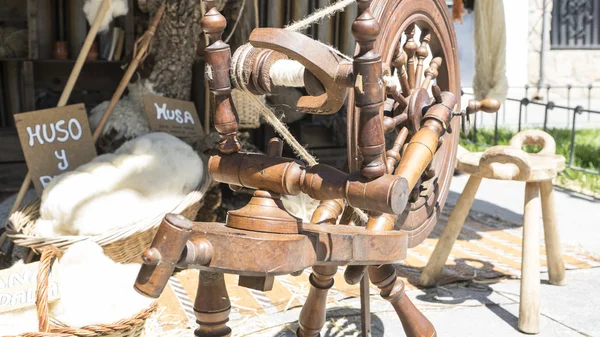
[231,89,263,129]
[6,173,211,264]
[15,246,157,337]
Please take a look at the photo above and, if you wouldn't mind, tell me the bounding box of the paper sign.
[15,104,97,195]
[142,95,204,138]
[0,261,60,314]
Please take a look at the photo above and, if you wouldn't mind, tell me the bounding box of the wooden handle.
[479,146,532,181]
[509,129,556,155]
[466,98,501,114]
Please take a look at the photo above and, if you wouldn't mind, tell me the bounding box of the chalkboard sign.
[15,104,97,194]
[142,95,204,138]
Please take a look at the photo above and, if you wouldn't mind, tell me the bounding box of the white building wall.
[454,0,600,130]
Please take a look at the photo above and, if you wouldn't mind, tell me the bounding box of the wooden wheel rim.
[348,0,460,247]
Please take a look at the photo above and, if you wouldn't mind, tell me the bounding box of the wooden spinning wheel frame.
[348,0,461,247]
[133,1,501,337]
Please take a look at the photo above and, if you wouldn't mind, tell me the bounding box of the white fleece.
[35,132,203,237]
[0,242,153,334]
[89,81,157,140]
[83,0,129,33]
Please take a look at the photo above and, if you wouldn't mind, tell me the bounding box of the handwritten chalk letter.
[142,95,204,138]
[15,104,97,195]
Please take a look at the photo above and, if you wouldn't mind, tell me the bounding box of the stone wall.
[528,0,600,99]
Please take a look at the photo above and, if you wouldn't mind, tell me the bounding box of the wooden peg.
[422,57,442,90]
[466,98,501,114]
[353,0,386,179]
[201,5,241,154]
[415,30,430,88]
[403,23,418,90]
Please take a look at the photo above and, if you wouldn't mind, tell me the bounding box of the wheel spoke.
[415,29,431,88]
[422,56,442,90]
[403,23,418,90]
[392,48,410,97]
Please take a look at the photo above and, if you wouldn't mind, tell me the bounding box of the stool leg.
[519,182,541,334]
[420,176,482,287]
[540,180,566,286]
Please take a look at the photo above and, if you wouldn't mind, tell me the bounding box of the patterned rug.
[157,205,600,328]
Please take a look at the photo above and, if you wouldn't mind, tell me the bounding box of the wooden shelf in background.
[0,129,24,163]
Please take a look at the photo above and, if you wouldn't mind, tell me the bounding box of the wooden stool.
[420,130,567,334]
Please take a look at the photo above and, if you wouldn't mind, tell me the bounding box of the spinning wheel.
[134,1,500,337]
[348,0,461,247]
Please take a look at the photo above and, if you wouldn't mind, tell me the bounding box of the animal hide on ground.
[83,0,129,33]
[89,81,156,140]
[0,241,153,334]
[472,0,508,101]
[35,132,203,237]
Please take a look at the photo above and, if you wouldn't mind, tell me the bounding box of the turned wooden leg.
[194,271,232,337]
[297,265,337,337]
[539,180,566,286]
[519,182,541,334]
[369,264,436,337]
[420,176,482,287]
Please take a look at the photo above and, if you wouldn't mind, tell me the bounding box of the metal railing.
[461,84,600,176]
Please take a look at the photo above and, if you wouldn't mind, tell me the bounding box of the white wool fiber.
[36,132,203,237]
[83,0,129,33]
[281,193,320,223]
[0,242,153,333]
[50,241,153,327]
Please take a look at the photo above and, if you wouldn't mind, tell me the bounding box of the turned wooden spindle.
[311,199,345,224]
[414,30,431,88]
[194,271,232,337]
[392,48,410,97]
[353,0,386,179]
[386,82,409,111]
[383,113,408,133]
[386,127,409,173]
[297,265,338,337]
[202,4,241,154]
[369,265,436,337]
[422,57,442,90]
[404,23,418,90]
[432,85,442,104]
